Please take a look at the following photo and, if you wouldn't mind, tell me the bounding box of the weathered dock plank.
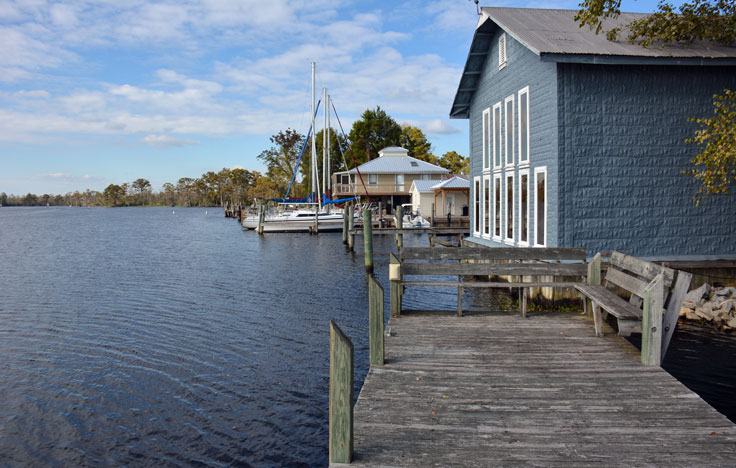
[346,312,736,467]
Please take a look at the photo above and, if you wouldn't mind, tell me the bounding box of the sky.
[1,0,664,195]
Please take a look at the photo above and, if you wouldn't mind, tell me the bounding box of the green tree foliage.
[400,125,438,164]
[348,106,402,164]
[438,151,469,174]
[257,129,305,196]
[103,184,125,206]
[685,89,736,203]
[575,0,736,199]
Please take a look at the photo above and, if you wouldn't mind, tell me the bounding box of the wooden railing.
[333,183,410,196]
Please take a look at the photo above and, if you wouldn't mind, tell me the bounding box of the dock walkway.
[348,311,736,467]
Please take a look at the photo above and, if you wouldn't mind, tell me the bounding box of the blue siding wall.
[468,29,558,247]
[558,63,736,259]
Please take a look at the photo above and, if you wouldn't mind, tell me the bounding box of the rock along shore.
[680,283,736,330]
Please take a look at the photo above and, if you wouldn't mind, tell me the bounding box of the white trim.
[518,168,530,247]
[504,172,515,245]
[498,33,507,70]
[492,173,502,241]
[473,176,481,237]
[518,86,530,166]
[482,108,491,171]
[492,102,502,170]
[534,166,547,247]
[482,174,491,239]
[504,95,515,168]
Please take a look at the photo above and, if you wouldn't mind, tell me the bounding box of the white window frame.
[504,172,515,245]
[498,33,507,70]
[518,86,530,167]
[518,168,530,247]
[473,176,481,237]
[492,102,502,170]
[482,174,491,239]
[504,95,515,168]
[482,108,491,171]
[493,173,502,241]
[534,166,548,247]
[368,174,377,185]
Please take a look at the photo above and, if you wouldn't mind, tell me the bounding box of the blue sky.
[1,0,663,195]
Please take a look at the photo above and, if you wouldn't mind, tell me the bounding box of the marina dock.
[345,311,736,466]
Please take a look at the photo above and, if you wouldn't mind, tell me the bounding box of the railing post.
[368,274,384,366]
[390,252,402,317]
[363,209,373,273]
[329,321,353,464]
[641,273,664,366]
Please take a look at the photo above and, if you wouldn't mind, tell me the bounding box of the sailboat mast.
[323,87,327,203]
[327,94,331,195]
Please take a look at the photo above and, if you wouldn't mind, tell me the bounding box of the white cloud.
[141,134,201,147]
[14,90,50,98]
[423,119,461,135]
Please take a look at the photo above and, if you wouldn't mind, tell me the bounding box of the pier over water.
[347,311,736,466]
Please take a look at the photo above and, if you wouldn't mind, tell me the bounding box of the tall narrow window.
[534,167,547,247]
[498,33,507,70]
[483,175,491,238]
[493,174,501,240]
[492,102,502,169]
[518,87,529,165]
[504,95,514,167]
[482,108,491,170]
[505,173,514,243]
[369,174,377,185]
[395,174,404,192]
[519,169,530,246]
[473,177,481,237]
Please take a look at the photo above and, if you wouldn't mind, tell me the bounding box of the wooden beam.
[400,246,587,261]
[641,274,664,366]
[329,320,353,464]
[390,253,402,317]
[661,270,692,360]
[368,275,385,366]
[400,262,587,277]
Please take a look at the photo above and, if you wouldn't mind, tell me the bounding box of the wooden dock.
[345,311,736,467]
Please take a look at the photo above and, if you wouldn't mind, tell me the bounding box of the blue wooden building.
[451,7,736,260]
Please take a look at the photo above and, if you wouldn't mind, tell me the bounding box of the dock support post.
[348,204,355,251]
[641,273,664,366]
[395,204,403,249]
[342,206,349,245]
[257,205,265,235]
[378,202,383,227]
[390,253,402,317]
[313,203,319,235]
[430,203,434,227]
[363,209,374,273]
[329,321,353,464]
[429,233,435,247]
[368,274,384,366]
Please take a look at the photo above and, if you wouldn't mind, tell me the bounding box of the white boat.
[401,214,430,228]
[242,208,346,232]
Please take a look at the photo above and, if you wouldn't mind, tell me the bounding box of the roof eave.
[539,52,736,65]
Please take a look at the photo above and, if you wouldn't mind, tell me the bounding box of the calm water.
[0,207,734,467]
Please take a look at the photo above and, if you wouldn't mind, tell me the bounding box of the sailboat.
[242,62,354,232]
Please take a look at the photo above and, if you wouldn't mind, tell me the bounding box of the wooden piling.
[390,253,402,317]
[313,203,319,235]
[348,205,355,251]
[641,273,664,366]
[368,274,384,366]
[257,205,265,235]
[395,204,403,249]
[363,209,374,273]
[329,320,353,464]
[378,202,383,227]
[342,205,349,245]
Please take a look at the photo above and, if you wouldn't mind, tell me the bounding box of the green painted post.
[368,274,385,366]
[390,252,402,317]
[329,321,354,464]
[342,205,349,245]
[641,274,664,366]
[395,204,403,249]
[363,209,374,273]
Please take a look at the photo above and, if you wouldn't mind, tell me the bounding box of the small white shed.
[409,180,437,217]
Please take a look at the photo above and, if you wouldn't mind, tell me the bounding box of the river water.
[0,207,734,467]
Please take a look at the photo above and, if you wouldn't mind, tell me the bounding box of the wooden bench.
[390,246,588,318]
[575,251,692,365]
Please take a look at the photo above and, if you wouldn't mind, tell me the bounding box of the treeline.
[2,106,469,208]
[1,169,276,207]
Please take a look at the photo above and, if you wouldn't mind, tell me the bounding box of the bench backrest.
[604,251,676,305]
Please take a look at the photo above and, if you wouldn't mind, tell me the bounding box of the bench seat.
[574,283,641,320]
